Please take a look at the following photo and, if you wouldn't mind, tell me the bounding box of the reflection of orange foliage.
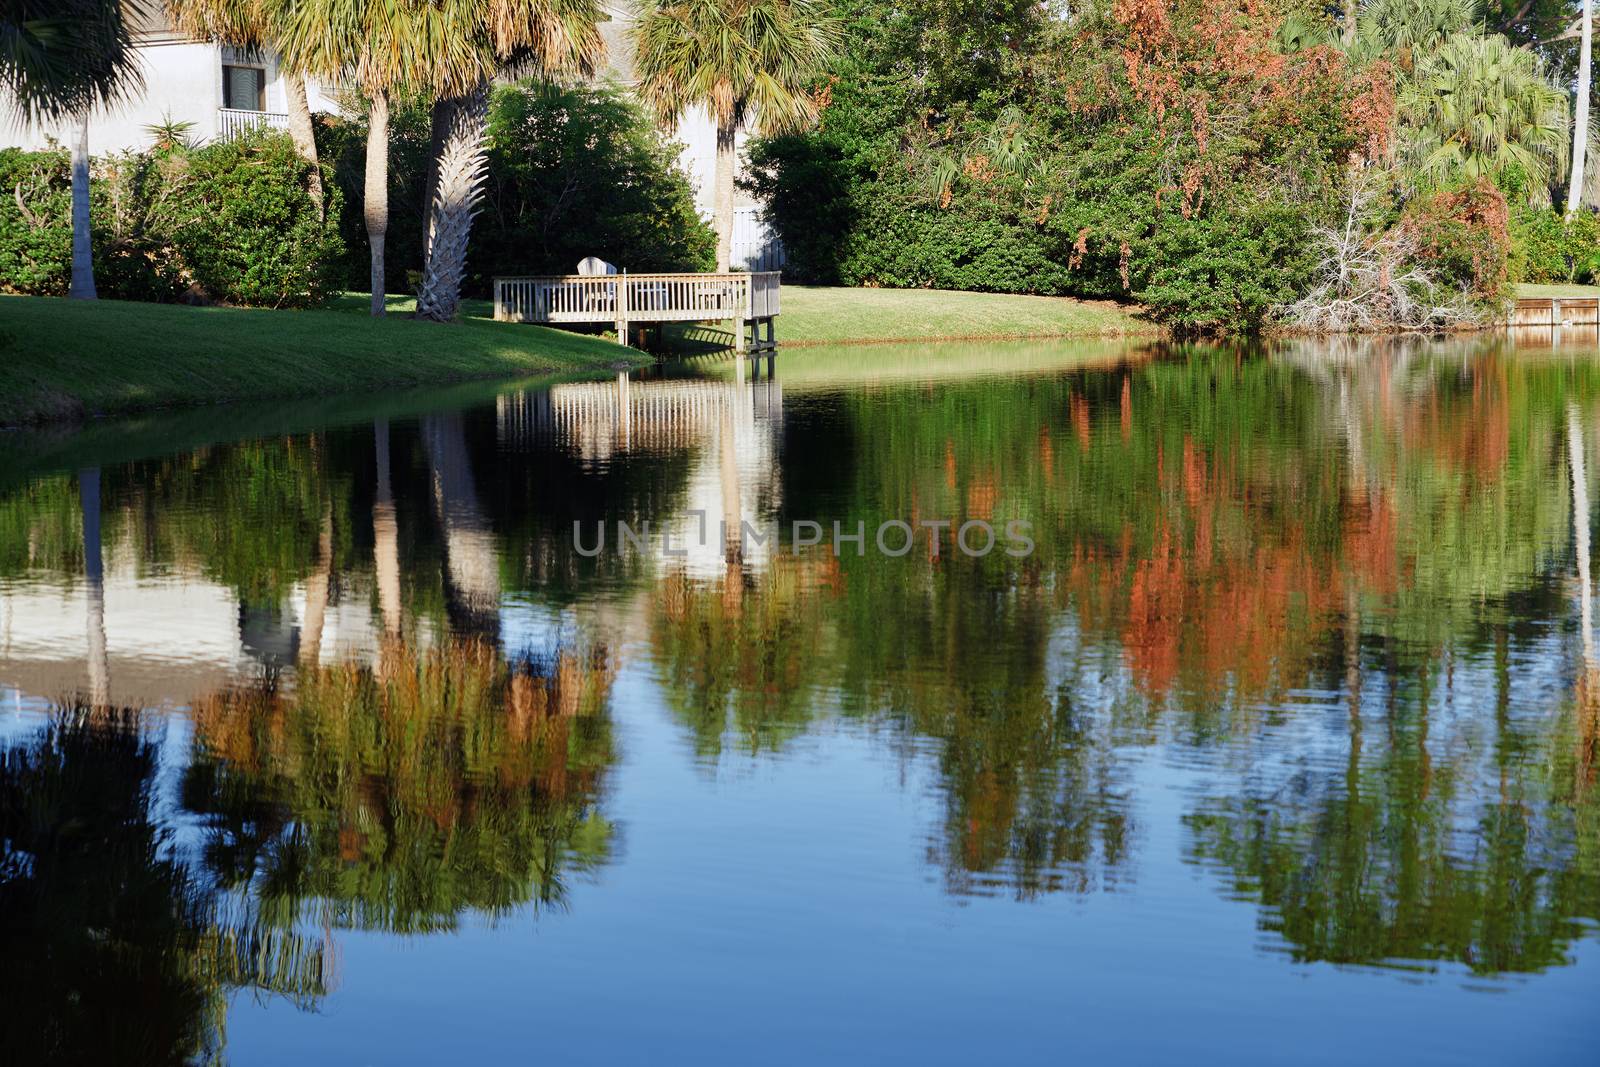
[1067,444,1345,702]
[1405,357,1510,478]
[962,767,1015,870]
[1072,395,1092,449]
[193,640,615,834]
[1116,524,1338,700]
[1342,491,1400,596]
[967,474,997,519]
[1039,427,1055,478]
[1121,376,1133,443]
[1578,668,1600,795]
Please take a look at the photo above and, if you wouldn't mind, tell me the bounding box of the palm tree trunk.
[68,116,96,300]
[365,90,390,317]
[1569,0,1593,216]
[285,72,325,218]
[1342,0,1358,46]
[416,85,491,323]
[714,121,737,273]
[422,97,452,262]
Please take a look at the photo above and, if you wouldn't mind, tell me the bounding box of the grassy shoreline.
[774,285,1152,345]
[0,286,1148,427]
[0,294,645,426]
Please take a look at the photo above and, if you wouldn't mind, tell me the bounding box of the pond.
[1,331,1597,1064]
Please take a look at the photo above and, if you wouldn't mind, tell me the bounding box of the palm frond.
[0,0,148,122]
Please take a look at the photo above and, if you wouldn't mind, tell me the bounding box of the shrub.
[478,83,715,283]
[0,131,340,307]
[1403,179,1512,304]
[174,134,344,306]
[0,148,72,295]
[1510,207,1600,284]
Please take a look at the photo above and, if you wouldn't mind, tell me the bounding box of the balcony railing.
[217,108,289,141]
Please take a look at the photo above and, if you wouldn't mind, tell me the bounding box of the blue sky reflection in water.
[0,332,1597,1064]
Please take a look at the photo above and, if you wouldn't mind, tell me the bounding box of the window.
[223,65,265,111]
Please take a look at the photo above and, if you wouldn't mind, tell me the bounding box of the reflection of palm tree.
[718,403,745,612]
[422,414,502,640]
[79,467,109,707]
[1568,405,1600,798]
[184,639,617,935]
[372,419,404,642]
[1569,404,1594,669]
[299,503,334,668]
[0,707,328,1063]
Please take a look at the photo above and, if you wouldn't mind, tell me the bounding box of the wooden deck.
[1512,296,1600,326]
[493,271,781,353]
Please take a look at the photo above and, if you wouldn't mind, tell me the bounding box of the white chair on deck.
[576,257,618,314]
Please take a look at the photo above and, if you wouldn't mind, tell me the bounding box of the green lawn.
[1516,283,1600,299]
[775,285,1150,345]
[664,285,1150,349]
[0,294,643,426]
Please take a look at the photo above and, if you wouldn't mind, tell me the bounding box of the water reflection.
[1,334,1599,1057]
[0,707,329,1064]
[184,639,615,935]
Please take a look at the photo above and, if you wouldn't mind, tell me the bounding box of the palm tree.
[1354,0,1477,66]
[414,0,604,323]
[267,0,601,319]
[633,0,840,272]
[1569,0,1592,215]
[1398,31,1568,205]
[166,0,324,213]
[265,0,399,316]
[0,0,144,300]
[264,0,424,316]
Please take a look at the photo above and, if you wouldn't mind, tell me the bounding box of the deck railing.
[494,271,781,332]
[1511,296,1600,326]
[217,108,289,141]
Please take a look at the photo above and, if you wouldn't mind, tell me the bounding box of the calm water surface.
[2,333,1598,1064]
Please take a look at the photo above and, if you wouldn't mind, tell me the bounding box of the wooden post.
[615,270,629,344]
[734,273,749,357]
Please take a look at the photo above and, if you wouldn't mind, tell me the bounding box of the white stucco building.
[0,9,342,154]
[0,5,783,270]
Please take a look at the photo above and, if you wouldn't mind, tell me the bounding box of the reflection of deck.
[493,272,780,352]
[497,374,783,459]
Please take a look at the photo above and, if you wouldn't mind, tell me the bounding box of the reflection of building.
[0,556,399,710]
